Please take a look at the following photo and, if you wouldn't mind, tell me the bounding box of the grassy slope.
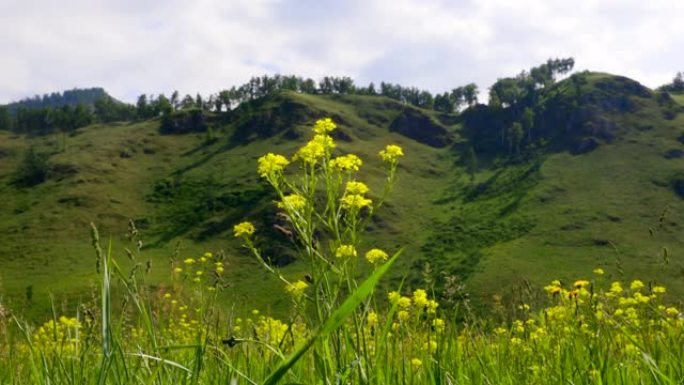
[0,93,457,317]
[470,77,684,306]
[1,79,683,317]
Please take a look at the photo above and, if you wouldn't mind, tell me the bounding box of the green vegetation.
[0,120,682,383]
[1,63,684,328]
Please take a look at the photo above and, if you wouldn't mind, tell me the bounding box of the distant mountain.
[3,87,115,112]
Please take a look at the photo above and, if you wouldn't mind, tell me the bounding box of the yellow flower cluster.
[233,221,255,237]
[341,180,372,211]
[277,194,306,211]
[313,117,337,134]
[365,248,388,265]
[294,134,335,164]
[335,244,357,258]
[379,144,404,163]
[367,311,379,328]
[345,181,369,195]
[257,153,289,178]
[286,280,309,299]
[330,154,362,172]
[32,316,82,356]
[341,194,372,210]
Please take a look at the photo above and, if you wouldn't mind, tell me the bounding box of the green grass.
[1,128,683,384]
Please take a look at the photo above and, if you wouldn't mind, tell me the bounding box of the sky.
[1,0,683,104]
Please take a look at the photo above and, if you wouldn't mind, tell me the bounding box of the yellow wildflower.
[216,266,224,274]
[184,258,195,264]
[433,318,445,332]
[630,280,644,291]
[367,311,379,328]
[257,153,289,178]
[666,307,679,317]
[413,289,429,309]
[163,293,171,299]
[330,154,362,172]
[427,299,439,314]
[610,281,623,294]
[233,221,256,237]
[574,280,589,289]
[313,118,336,134]
[652,286,666,294]
[345,181,369,195]
[174,267,183,274]
[593,268,604,275]
[411,358,422,370]
[398,310,410,321]
[379,144,404,163]
[398,296,412,309]
[294,135,335,163]
[335,244,357,258]
[341,194,372,210]
[286,280,309,298]
[365,248,388,264]
[277,194,307,211]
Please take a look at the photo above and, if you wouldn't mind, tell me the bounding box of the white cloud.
[0,0,682,103]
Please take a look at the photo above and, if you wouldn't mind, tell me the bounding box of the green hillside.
[1,73,683,317]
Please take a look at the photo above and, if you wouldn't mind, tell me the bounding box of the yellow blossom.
[574,280,589,289]
[341,194,372,210]
[398,296,412,309]
[286,280,309,298]
[294,135,335,163]
[313,118,337,134]
[184,258,195,264]
[335,244,357,258]
[379,144,404,163]
[413,289,429,308]
[365,248,388,264]
[427,300,439,314]
[630,280,644,291]
[398,310,410,321]
[257,153,289,178]
[610,281,623,294]
[433,318,445,332]
[367,311,379,328]
[174,267,183,274]
[411,358,422,370]
[652,286,666,294]
[330,154,362,172]
[593,268,604,275]
[345,181,369,195]
[233,221,256,237]
[277,194,307,211]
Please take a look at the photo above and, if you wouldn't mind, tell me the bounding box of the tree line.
[2,59,581,137]
[658,72,684,93]
[134,75,480,120]
[462,57,576,156]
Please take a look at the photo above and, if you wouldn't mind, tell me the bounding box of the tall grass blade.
[262,251,400,385]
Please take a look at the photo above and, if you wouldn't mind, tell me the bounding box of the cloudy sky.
[1,0,682,104]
